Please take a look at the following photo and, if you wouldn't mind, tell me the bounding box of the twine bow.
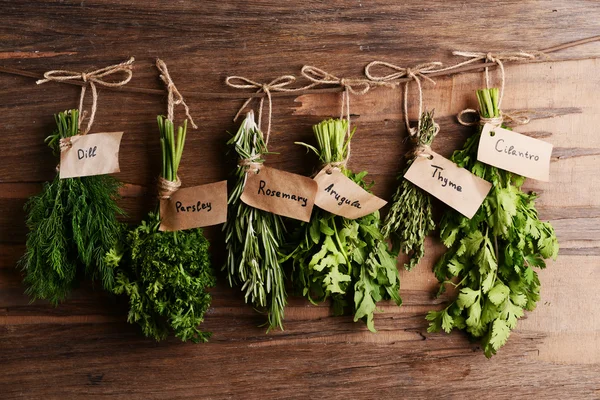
[37,57,135,135]
[451,51,544,127]
[226,75,303,144]
[156,58,197,128]
[365,61,442,136]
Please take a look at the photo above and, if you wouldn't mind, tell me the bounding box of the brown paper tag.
[404,151,492,219]
[478,123,553,181]
[241,166,317,222]
[59,132,123,179]
[159,180,228,231]
[313,167,387,219]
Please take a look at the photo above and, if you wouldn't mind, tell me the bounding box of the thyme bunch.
[381,110,437,270]
[106,115,216,343]
[426,88,559,357]
[21,110,123,304]
[281,119,401,332]
[223,112,287,331]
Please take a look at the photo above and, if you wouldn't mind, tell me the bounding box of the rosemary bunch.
[281,119,401,332]
[21,110,123,304]
[426,88,559,357]
[106,115,216,343]
[223,112,287,331]
[381,110,437,270]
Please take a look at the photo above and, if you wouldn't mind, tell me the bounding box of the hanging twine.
[301,65,395,170]
[447,51,546,127]
[37,57,135,135]
[365,61,441,136]
[156,58,197,128]
[155,58,196,198]
[225,75,312,145]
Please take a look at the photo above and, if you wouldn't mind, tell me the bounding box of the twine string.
[37,57,135,135]
[157,176,182,199]
[156,58,197,128]
[365,61,441,136]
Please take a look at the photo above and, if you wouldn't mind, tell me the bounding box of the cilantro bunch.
[281,119,401,332]
[223,112,287,331]
[106,116,215,343]
[380,110,437,270]
[426,88,559,357]
[21,110,124,304]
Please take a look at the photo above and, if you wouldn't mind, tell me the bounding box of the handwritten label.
[59,132,123,179]
[241,166,317,222]
[313,167,387,219]
[404,151,492,219]
[159,180,228,231]
[478,123,553,181]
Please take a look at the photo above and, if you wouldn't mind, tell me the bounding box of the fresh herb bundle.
[21,110,123,304]
[426,88,559,357]
[106,116,216,343]
[223,112,287,331]
[381,110,437,269]
[281,118,401,332]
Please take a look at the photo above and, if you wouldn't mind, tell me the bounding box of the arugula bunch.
[21,110,123,304]
[223,111,287,331]
[281,119,401,332]
[106,116,215,343]
[381,110,437,269]
[426,88,559,357]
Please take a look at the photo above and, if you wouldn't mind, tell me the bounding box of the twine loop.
[365,61,442,136]
[226,74,303,145]
[37,57,135,135]
[157,176,181,199]
[156,58,197,128]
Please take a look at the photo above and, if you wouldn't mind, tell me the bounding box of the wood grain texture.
[1,1,600,399]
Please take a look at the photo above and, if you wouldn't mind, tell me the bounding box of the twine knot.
[156,58,197,128]
[457,109,529,127]
[37,57,135,135]
[226,74,302,144]
[157,176,181,199]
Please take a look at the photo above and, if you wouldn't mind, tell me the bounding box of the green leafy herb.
[381,110,437,270]
[106,115,215,343]
[281,118,401,332]
[223,111,287,331]
[426,88,559,357]
[21,110,124,304]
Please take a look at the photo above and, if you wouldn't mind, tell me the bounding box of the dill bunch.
[381,110,437,270]
[281,118,401,332]
[223,112,287,332]
[106,116,216,343]
[426,88,559,357]
[20,110,123,304]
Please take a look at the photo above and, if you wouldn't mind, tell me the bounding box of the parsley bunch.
[380,110,437,270]
[426,88,559,357]
[223,112,287,331]
[281,119,401,332]
[106,116,216,343]
[21,110,124,304]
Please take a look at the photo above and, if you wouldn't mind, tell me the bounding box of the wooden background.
[1,1,599,398]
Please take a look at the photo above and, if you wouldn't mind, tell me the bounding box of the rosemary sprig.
[106,115,216,343]
[21,110,124,304]
[281,118,401,332]
[426,88,559,357]
[223,112,287,331]
[381,110,437,270]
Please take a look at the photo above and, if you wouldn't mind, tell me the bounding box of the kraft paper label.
[59,132,123,179]
[478,123,553,182]
[404,151,492,219]
[159,180,228,231]
[241,166,318,222]
[313,167,387,219]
